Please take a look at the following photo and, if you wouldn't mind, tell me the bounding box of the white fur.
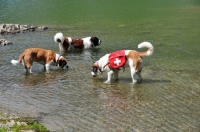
[54,32,64,51]
[83,37,92,49]
[55,53,60,62]
[54,32,64,44]
[11,60,20,65]
[67,37,72,51]
[138,42,154,56]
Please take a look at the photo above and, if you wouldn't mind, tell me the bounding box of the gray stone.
[0,39,13,46]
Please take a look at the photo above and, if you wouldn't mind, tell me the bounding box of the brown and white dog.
[11,48,68,73]
[91,42,154,84]
[54,32,102,51]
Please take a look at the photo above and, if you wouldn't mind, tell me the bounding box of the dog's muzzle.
[63,65,69,70]
[99,40,102,45]
[91,71,96,77]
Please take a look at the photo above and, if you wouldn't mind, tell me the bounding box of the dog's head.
[91,37,101,47]
[91,62,102,77]
[57,57,68,70]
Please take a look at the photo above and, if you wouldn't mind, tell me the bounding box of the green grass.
[0,118,49,132]
[11,121,49,132]
[0,127,7,132]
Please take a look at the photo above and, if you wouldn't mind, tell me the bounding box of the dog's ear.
[92,65,98,73]
[59,60,67,68]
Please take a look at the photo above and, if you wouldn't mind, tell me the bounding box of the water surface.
[0,0,200,131]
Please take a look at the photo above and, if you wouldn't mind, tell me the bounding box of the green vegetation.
[0,117,49,132]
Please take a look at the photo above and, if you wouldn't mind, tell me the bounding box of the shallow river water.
[0,0,200,131]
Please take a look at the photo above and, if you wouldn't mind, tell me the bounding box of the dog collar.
[56,55,62,66]
[96,62,109,73]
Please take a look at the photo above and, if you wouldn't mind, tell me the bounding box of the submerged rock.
[0,39,13,46]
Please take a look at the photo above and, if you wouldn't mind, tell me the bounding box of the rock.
[0,24,48,34]
[0,24,48,47]
[37,26,48,30]
[6,120,15,127]
[0,24,6,34]
[0,39,13,46]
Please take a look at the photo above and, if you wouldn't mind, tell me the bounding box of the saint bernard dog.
[11,48,68,73]
[54,32,102,51]
[91,42,154,84]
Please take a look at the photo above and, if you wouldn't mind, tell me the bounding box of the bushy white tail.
[54,32,64,44]
[11,59,20,65]
[138,42,154,56]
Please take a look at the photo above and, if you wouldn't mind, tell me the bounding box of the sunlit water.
[0,0,200,131]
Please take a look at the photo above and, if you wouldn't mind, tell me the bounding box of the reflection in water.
[92,79,142,109]
[23,73,57,86]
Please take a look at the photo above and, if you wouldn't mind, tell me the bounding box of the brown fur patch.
[18,48,56,68]
[126,50,142,71]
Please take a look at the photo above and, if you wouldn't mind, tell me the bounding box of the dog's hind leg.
[113,70,119,81]
[129,59,137,84]
[136,72,143,83]
[130,67,137,84]
[24,57,33,73]
[136,61,143,83]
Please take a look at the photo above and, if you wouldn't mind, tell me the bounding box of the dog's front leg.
[104,70,113,83]
[45,64,50,73]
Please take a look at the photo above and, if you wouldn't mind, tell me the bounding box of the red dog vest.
[108,50,126,69]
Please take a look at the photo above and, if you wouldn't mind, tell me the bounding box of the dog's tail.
[54,32,64,44]
[11,59,20,65]
[138,42,154,57]
[11,53,25,65]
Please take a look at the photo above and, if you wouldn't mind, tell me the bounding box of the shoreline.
[0,107,49,132]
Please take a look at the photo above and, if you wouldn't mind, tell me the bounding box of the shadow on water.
[141,79,172,84]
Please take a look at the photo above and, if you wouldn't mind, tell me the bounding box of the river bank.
[0,108,49,132]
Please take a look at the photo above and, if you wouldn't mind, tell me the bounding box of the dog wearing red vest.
[91,42,154,84]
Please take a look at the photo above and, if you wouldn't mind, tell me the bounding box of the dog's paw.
[132,80,137,84]
[137,78,143,83]
[45,71,50,74]
[104,80,111,84]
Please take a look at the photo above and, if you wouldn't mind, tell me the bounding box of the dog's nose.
[99,40,102,44]
[63,65,69,70]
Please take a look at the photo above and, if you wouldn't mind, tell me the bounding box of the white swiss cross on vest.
[114,58,121,66]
